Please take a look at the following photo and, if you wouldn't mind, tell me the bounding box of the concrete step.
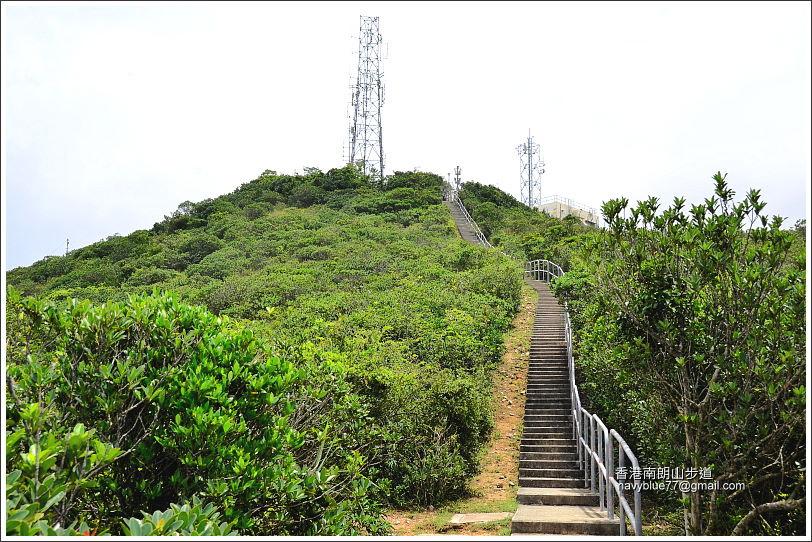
[519,477,585,489]
[523,422,572,430]
[520,438,574,446]
[520,452,579,462]
[516,488,598,506]
[527,386,570,391]
[520,442,576,451]
[523,422,572,429]
[518,459,579,470]
[524,419,572,426]
[511,504,619,535]
[525,387,569,392]
[523,417,571,424]
[519,467,584,478]
[522,431,572,439]
[520,444,577,453]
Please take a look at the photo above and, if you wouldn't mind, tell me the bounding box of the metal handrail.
[445,193,642,533]
[560,280,643,536]
[447,190,494,249]
[524,258,642,534]
[524,259,564,282]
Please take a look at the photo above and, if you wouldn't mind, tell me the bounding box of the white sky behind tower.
[2,0,810,269]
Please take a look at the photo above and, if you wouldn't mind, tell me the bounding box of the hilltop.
[6,165,534,535]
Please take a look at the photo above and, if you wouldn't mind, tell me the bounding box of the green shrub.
[5,289,388,535]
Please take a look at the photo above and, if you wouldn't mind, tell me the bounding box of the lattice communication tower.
[347,16,385,183]
[517,131,545,207]
[454,165,462,191]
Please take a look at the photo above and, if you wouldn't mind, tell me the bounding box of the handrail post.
[590,415,597,493]
[583,410,589,488]
[618,445,627,536]
[634,480,642,535]
[597,420,605,509]
[606,432,615,519]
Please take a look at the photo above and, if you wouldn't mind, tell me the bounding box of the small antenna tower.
[347,15,385,183]
[454,165,462,191]
[517,130,545,207]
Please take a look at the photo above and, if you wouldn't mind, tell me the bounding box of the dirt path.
[386,284,536,536]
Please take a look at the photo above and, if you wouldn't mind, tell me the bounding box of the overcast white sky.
[2,0,810,270]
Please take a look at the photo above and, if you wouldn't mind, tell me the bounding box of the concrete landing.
[511,504,619,535]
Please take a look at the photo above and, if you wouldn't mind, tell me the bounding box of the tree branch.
[730,498,805,536]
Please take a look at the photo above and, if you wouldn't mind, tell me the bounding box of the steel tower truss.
[517,132,545,208]
[348,16,385,182]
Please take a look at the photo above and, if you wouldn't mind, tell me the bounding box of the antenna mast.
[517,130,545,207]
[347,15,385,183]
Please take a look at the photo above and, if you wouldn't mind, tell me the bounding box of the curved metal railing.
[524,259,564,282]
[536,260,643,536]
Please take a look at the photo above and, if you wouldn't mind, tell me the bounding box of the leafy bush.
[5,289,388,535]
[553,174,806,536]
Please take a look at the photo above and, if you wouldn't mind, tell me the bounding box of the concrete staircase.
[511,281,619,536]
[444,197,621,535]
[444,198,484,245]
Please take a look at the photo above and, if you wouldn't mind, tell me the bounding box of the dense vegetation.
[465,175,807,535]
[5,166,524,535]
[458,182,594,265]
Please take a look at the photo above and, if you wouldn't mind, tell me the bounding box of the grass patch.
[480,517,513,535]
[454,495,517,514]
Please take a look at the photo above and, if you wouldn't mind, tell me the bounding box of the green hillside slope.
[6,166,523,535]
